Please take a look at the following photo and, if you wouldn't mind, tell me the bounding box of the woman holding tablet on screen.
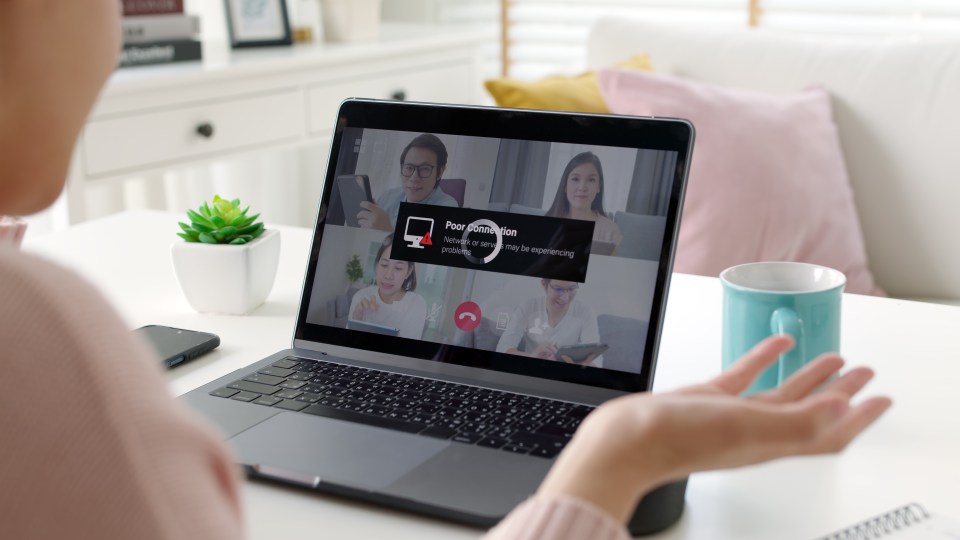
[496,279,604,367]
[349,234,427,339]
[546,151,623,255]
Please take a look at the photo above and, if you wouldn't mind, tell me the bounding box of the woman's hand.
[357,202,392,231]
[350,297,378,320]
[537,335,892,523]
[531,342,559,360]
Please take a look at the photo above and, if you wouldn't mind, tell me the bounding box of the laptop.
[181,99,694,534]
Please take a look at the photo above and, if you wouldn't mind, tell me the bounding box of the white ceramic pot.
[320,0,381,42]
[171,228,281,315]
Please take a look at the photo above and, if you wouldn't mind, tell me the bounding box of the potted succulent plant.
[171,196,280,315]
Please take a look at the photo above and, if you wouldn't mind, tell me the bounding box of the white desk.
[23,210,960,539]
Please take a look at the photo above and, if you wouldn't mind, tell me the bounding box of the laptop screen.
[296,100,692,392]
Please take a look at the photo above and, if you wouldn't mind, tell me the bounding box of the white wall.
[184,0,229,43]
[432,0,960,82]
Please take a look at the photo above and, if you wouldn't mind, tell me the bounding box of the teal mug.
[721,262,846,395]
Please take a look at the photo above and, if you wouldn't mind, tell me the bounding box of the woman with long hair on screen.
[546,151,623,255]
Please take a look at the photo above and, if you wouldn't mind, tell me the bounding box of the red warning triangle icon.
[420,231,433,246]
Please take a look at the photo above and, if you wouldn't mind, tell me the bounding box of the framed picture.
[224,0,293,48]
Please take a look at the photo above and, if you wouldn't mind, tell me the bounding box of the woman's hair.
[399,133,449,173]
[375,234,417,292]
[545,151,606,218]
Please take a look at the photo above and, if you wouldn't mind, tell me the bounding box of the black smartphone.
[134,325,220,369]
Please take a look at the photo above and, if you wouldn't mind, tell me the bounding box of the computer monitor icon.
[404,216,434,249]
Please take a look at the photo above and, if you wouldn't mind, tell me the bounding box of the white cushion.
[588,19,960,301]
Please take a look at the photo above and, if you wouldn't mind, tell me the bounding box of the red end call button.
[453,301,482,332]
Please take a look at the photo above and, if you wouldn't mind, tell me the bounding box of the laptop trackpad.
[229,412,448,490]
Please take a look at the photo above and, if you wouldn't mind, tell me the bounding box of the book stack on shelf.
[119,0,202,68]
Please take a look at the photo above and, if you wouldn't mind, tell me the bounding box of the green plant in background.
[177,195,265,245]
[345,254,363,286]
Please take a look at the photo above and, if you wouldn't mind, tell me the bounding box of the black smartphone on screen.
[336,174,373,227]
[134,325,220,369]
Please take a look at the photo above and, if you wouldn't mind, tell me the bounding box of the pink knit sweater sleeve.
[0,247,629,539]
[483,495,630,540]
[0,248,243,539]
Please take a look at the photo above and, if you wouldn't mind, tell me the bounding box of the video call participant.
[358,133,458,231]
[348,234,427,339]
[496,279,603,367]
[545,151,623,255]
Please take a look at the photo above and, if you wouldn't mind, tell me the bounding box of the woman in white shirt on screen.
[349,234,427,339]
[496,279,603,367]
[545,151,623,255]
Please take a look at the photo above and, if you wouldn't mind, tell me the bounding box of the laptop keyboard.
[209,357,595,459]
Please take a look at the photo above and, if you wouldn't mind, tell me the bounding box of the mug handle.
[770,307,805,386]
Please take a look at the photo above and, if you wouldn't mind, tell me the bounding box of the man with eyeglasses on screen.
[358,133,459,231]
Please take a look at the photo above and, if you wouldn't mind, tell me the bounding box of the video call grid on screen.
[305,124,680,378]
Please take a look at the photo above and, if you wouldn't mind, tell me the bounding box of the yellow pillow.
[484,54,653,113]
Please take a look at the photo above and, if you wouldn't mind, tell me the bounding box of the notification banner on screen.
[391,203,594,282]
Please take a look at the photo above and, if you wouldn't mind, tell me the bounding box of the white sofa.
[588,19,960,303]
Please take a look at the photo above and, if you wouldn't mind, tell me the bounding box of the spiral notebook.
[816,503,960,539]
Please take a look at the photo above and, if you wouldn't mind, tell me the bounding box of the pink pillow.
[598,68,883,296]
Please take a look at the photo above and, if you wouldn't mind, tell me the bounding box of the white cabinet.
[83,89,303,177]
[67,24,488,224]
